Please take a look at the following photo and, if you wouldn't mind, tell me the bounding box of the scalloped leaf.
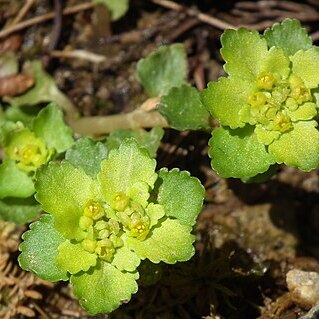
[159,85,210,131]
[264,18,312,56]
[4,105,41,126]
[105,127,164,158]
[0,160,35,199]
[93,0,129,20]
[200,77,253,129]
[56,240,97,274]
[112,244,141,272]
[291,47,319,89]
[18,214,68,282]
[209,126,275,179]
[98,140,157,204]
[155,168,204,226]
[32,103,73,153]
[35,161,99,240]
[268,121,319,171]
[5,61,75,114]
[65,137,108,177]
[0,196,40,224]
[71,261,139,315]
[221,28,268,81]
[127,218,195,264]
[137,44,187,97]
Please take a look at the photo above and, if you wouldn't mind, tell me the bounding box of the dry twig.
[51,49,106,64]
[150,0,235,30]
[9,0,35,26]
[0,2,95,39]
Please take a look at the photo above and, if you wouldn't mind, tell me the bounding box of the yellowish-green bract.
[18,140,205,314]
[201,19,319,179]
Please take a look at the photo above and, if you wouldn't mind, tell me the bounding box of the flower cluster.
[201,19,319,179]
[19,140,204,314]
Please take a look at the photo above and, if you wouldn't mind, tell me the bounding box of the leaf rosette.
[19,140,205,314]
[0,103,73,223]
[201,19,319,179]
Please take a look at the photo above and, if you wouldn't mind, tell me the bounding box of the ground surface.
[1,0,319,318]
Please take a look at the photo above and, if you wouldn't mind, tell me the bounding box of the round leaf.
[268,121,319,171]
[264,18,312,56]
[56,240,97,275]
[200,77,253,129]
[0,197,40,224]
[155,168,204,226]
[32,103,74,153]
[221,28,268,81]
[35,161,99,240]
[71,261,139,315]
[127,218,195,264]
[0,160,35,199]
[98,140,157,204]
[159,85,211,130]
[137,44,187,97]
[18,214,68,282]
[209,126,275,179]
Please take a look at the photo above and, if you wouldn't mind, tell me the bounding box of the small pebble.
[286,269,319,309]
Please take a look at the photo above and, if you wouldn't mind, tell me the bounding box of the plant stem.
[69,110,168,135]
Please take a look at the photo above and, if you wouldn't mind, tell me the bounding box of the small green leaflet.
[137,44,187,97]
[159,85,211,131]
[18,214,68,282]
[93,0,129,20]
[105,127,164,158]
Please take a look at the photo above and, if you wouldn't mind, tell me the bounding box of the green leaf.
[241,164,278,184]
[268,121,319,171]
[264,18,312,56]
[4,105,41,126]
[159,85,211,131]
[0,52,18,77]
[98,140,157,204]
[94,0,129,20]
[0,196,40,224]
[291,47,319,88]
[127,218,195,264]
[221,28,268,81]
[56,240,97,274]
[71,261,138,315]
[254,124,280,145]
[35,161,99,240]
[18,214,68,282]
[200,77,253,129]
[0,160,35,199]
[5,61,76,114]
[209,126,275,179]
[112,244,140,272]
[65,137,108,178]
[137,44,187,97]
[32,103,73,153]
[287,102,318,121]
[106,127,164,158]
[261,47,290,78]
[146,203,165,227]
[155,168,204,226]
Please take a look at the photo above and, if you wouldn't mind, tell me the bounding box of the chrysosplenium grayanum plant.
[18,140,204,314]
[201,19,319,180]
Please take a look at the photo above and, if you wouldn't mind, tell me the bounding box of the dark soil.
[1,1,319,318]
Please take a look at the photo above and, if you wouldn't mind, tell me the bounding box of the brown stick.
[10,0,35,26]
[151,0,235,30]
[0,2,95,39]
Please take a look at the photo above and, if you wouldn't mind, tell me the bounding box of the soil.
[1,0,319,318]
